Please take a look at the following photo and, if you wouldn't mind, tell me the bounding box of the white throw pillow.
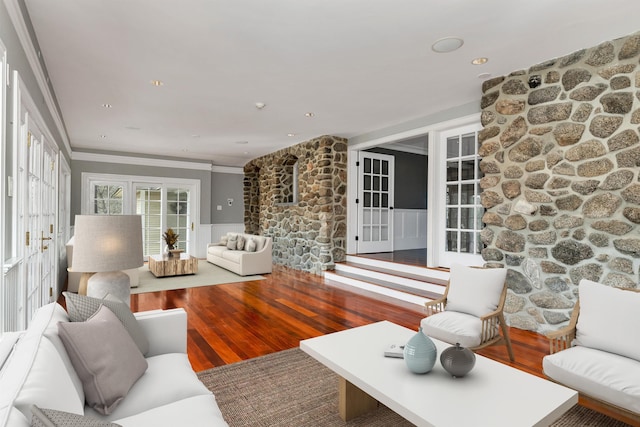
[445,264,507,318]
[236,235,246,251]
[245,239,257,252]
[226,235,237,250]
[574,279,640,362]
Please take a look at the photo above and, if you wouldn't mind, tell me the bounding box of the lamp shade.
[71,215,144,273]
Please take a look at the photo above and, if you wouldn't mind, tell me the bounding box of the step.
[345,255,450,285]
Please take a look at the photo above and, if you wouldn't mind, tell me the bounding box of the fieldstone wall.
[243,135,347,274]
[480,31,640,332]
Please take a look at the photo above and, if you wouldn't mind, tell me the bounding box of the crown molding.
[211,165,244,174]
[4,0,72,157]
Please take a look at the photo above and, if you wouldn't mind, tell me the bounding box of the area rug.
[131,260,264,294]
[197,348,631,427]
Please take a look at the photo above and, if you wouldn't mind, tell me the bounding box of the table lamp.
[70,215,144,304]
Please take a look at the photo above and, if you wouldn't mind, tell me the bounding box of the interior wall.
[480,31,640,332]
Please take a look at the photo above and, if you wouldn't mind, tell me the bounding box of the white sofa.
[543,279,640,424]
[66,236,139,293]
[206,232,272,276]
[0,302,228,427]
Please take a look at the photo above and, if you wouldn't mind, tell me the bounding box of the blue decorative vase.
[440,343,476,378]
[403,327,437,374]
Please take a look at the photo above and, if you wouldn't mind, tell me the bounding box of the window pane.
[446,230,458,252]
[460,183,475,204]
[447,184,459,205]
[364,175,371,190]
[364,158,371,173]
[461,132,476,156]
[382,193,388,208]
[109,200,122,214]
[382,177,388,191]
[373,176,380,191]
[373,159,380,174]
[460,207,474,229]
[446,161,458,182]
[460,232,474,253]
[382,160,388,175]
[447,207,458,228]
[461,160,475,180]
[446,136,459,159]
[373,193,380,207]
[364,192,371,207]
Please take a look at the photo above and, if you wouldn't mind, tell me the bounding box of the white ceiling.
[22,0,640,167]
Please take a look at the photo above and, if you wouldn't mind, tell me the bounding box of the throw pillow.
[226,234,237,250]
[574,279,640,362]
[219,235,228,245]
[237,235,246,251]
[444,264,507,318]
[31,405,122,427]
[58,306,148,415]
[245,238,257,252]
[63,292,149,355]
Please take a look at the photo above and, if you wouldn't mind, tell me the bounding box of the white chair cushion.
[543,345,640,414]
[574,279,640,362]
[114,395,229,427]
[85,353,212,422]
[445,264,507,318]
[420,311,482,348]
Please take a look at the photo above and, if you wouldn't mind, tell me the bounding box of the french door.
[357,152,395,253]
[135,185,193,258]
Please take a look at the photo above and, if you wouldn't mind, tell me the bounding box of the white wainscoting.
[393,209,427,251]
[2,258,24,332]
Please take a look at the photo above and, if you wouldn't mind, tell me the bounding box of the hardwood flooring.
[124,261,630,425]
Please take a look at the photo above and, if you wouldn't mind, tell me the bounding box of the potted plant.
[163,228,180,255]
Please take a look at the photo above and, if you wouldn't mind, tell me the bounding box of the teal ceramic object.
[403,327,437,374]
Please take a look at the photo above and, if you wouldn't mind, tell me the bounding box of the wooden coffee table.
[300,321,578,427]
[148,253,198,277]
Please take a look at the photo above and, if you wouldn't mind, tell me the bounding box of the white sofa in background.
[66,236,139,292]
[543,279,640,424]
[206,232,272,276]
[0,302,228,427]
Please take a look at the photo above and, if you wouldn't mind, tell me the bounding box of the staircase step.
[345,255,449,285]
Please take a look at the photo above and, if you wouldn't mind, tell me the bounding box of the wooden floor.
[127,260,629,425]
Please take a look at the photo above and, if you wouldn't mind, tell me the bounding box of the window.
[91,183,124,214]
[276,155,298,205]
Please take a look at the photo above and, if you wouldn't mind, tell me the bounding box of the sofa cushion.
[63,292,149,355]
[252,236,267,252]
[31,405,122,427]
[58,306,148,415]
[226,235,237,250]
[420,311,482,348]
[0,304,85,424]
[574,279,640,362]
[207,245,226,257]
[445,264,506,318]
[221,250,243,263]
[245,238,257,253]
[543,345,640,414]
[84,353,212,422]
[113,395,228,427]
[236,235,245,251]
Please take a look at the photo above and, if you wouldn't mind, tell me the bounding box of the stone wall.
[480,32,640,332]
[243,135,347,274]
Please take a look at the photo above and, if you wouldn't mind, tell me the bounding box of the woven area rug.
[197,348,631,427]
[131,260,264,294]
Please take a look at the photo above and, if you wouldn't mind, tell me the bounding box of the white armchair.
[420,264,514,361]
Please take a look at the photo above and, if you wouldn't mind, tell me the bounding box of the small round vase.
[440,343,476,378]
[403,327,437,374]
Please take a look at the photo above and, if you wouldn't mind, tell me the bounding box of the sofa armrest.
[134,308,187,357]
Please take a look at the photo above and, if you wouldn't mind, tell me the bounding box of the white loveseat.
[543,279,640,424]
[206,232,272,276]
[0,301,228,427]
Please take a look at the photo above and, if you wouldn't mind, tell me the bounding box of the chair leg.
[499,314,515,362]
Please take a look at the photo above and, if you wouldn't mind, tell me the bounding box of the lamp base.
[78,272,95,296]
[86,271,131,306]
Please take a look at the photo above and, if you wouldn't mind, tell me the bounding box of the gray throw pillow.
[58,306,148,415]
[63,292,149,355]
[236,235,246,251]
[31,405,122,427]
[245,238,257,252]
[226,235,237,250]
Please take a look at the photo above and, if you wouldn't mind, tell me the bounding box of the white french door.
[135,184,193,258]
[435,123,484,267]
[14,72,59,325]
[357,151,395,253]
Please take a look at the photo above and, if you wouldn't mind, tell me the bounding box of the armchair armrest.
[424,296,447,316]
[135,308,187,357]
[545,325,576,355]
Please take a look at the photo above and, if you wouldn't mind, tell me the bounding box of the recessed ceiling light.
[150,80,164,86]
[305,112,314,117]
[235,141,249,145]
[471,57,489,65]
[98,134,107,139]
[287,133,296,137]
[477,72,492,79]
[102,103,112,108]
[255,102,266,109]
[431,37,464,53]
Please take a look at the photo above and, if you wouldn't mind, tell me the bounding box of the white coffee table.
[300,321,578,427]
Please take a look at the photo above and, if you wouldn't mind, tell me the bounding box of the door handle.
[41,232,52,252]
